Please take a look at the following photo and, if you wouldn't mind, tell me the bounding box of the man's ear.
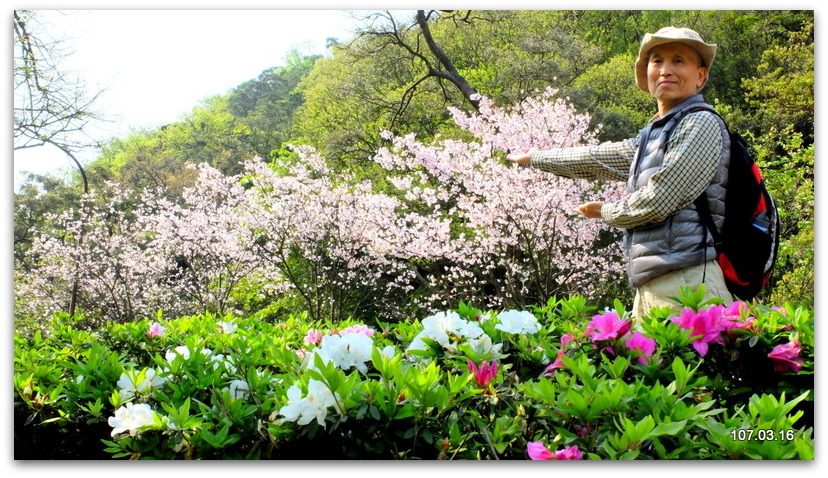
[697,66,709,90]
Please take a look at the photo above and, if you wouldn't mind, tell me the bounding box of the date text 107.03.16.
[730,429,796,441]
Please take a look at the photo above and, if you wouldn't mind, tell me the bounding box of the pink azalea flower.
[585,312,631,341]
[527,441,583,460]
[560,333,576,348]
[770,306,788,316]
[624,332,657,364]
[543,350,567,377]
[340,324,375,336]
[304,329,324,346]
[147,322,165,338]
[467,360,498,387]
[768,340,804,373]
[294,348,309,360]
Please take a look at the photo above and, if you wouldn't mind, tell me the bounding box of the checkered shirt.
[531,111,723,229]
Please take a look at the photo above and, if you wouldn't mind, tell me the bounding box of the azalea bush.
[14,289,813,460]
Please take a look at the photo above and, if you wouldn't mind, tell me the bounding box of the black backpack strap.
[682,104,725,248]
[694,194,722,249]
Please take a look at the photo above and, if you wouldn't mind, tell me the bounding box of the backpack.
[685,106,781,301]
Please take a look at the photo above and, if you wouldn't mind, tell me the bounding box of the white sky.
[12,8,385,187]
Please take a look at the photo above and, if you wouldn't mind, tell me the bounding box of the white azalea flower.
[108,402,157,437]
[495,310,540,334]
[165,345,192,361]
[379,345,398,361]
[224,379,250,400]
[117,368,167,399]
[217,321,238,334]
[278,379,338,427]
[407,310,486,354]
[309,332,374,373]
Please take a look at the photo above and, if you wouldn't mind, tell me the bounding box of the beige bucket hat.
[635,26,717,93]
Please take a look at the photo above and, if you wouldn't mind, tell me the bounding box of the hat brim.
[635,35,717,93]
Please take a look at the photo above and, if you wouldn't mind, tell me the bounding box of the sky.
[12,8,394,187]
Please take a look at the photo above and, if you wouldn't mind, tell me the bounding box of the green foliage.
[15,294,813,460]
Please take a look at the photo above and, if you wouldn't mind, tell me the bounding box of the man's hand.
[506,147,538,165]
[572,201,604,219]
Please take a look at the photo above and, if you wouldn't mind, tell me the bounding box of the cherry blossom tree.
[15,87,627,327]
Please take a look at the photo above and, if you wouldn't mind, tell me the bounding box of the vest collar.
[649,94,706,124]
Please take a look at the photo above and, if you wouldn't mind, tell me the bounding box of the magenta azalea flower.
[527,441,554,460]
[724,301,749,318]
[768,340,804,373]
[555,445,584,460]
[543,350,567,377]
[624,332,657,364]
[467,360,498,387]
[670,307,727,357]
[585,312,631,341]
[527,441,583,460]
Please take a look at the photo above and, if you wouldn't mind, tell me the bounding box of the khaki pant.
[632,260,733,319]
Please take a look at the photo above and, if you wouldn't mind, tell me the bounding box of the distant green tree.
[226,52,320,160]
[13,172,81,269]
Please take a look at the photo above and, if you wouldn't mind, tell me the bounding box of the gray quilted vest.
[625,94,730,288]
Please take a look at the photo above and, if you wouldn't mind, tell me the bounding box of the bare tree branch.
[14,10,103,156]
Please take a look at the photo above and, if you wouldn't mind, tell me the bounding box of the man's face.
[647,42,708,111]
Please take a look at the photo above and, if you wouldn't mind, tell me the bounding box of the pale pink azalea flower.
[339,324,375,336]
[304,329,324,346]
[147,322,165,338]
[772,306,789,316]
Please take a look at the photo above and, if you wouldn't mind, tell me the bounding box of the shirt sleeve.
[600,112,723,229]
[530,139,637,182]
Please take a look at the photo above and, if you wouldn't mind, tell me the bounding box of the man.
[507,27,733,318]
